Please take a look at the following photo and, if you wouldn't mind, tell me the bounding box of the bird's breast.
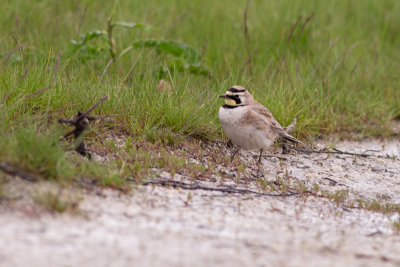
[218,106,247,125]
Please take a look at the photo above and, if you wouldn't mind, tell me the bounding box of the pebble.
[371,166,386,172]
[385,169,398,174]
[223,181,236,187]
[297,164,311,169]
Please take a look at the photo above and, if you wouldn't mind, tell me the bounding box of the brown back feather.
[251,102,303,144]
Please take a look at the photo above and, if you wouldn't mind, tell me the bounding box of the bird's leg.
[230,148,240,162]
[282,143,289,154]
[257,149,263,164]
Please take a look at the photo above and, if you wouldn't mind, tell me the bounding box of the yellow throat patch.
[225,98,237,106]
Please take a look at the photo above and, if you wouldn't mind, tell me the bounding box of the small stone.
[223,181,236,187]
[227,170,236,178]
[386,169,398,174]
[371,166,385,172]
[297,164,311,169]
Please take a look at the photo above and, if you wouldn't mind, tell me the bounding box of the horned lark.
[218,85,302,162]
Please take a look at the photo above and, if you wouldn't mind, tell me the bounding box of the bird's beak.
[219,94,227,98]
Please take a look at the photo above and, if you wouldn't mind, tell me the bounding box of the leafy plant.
[69,30,109,60]
[67,21,153,61]
[0,126,74,181]
[131,39,209,77]
[67,11,208,77]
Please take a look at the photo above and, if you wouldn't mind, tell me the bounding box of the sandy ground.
[0,139,400,267]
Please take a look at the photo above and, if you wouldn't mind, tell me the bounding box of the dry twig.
[0,162,37,182]
[290,146,399,161]
[142,179,300,197]
[58,96,108,158]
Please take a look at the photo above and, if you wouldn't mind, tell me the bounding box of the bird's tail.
[282,133,303,145]
[272,126,303,145]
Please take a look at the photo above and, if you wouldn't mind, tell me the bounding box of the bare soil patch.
[0,139,399,267]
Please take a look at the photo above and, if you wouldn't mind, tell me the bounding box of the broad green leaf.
[70,31,108,52]
[113,21,155,31]
[132,40,201,65]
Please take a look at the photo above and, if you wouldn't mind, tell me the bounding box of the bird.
[218,85,302,163]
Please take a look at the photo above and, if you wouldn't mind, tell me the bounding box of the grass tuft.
[0,126,74,181]
[32,190,80,213]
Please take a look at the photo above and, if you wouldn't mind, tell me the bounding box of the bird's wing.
[252,103,275,120]
[239,108,271,131]
[252,103,303,144]
[251,103,283,129]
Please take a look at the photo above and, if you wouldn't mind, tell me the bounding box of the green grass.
[1,0,400,184]
[0,125,75,181]
[32,190,81,213]
[2,0,400,138]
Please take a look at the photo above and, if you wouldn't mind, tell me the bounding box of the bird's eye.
[231,95,242,104]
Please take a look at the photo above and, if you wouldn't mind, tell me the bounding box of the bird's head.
[219,85,254,106]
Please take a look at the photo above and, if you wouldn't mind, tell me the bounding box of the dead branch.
[83,96,108,116]
[290,146,399,161]
[292,147,373,157]
[142,179,300,197]
[0,162,37,182]
[58,96,108,158]
[323,177,338,185]
[262,154,288,161]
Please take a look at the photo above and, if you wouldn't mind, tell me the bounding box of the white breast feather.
[218,106,274,151]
